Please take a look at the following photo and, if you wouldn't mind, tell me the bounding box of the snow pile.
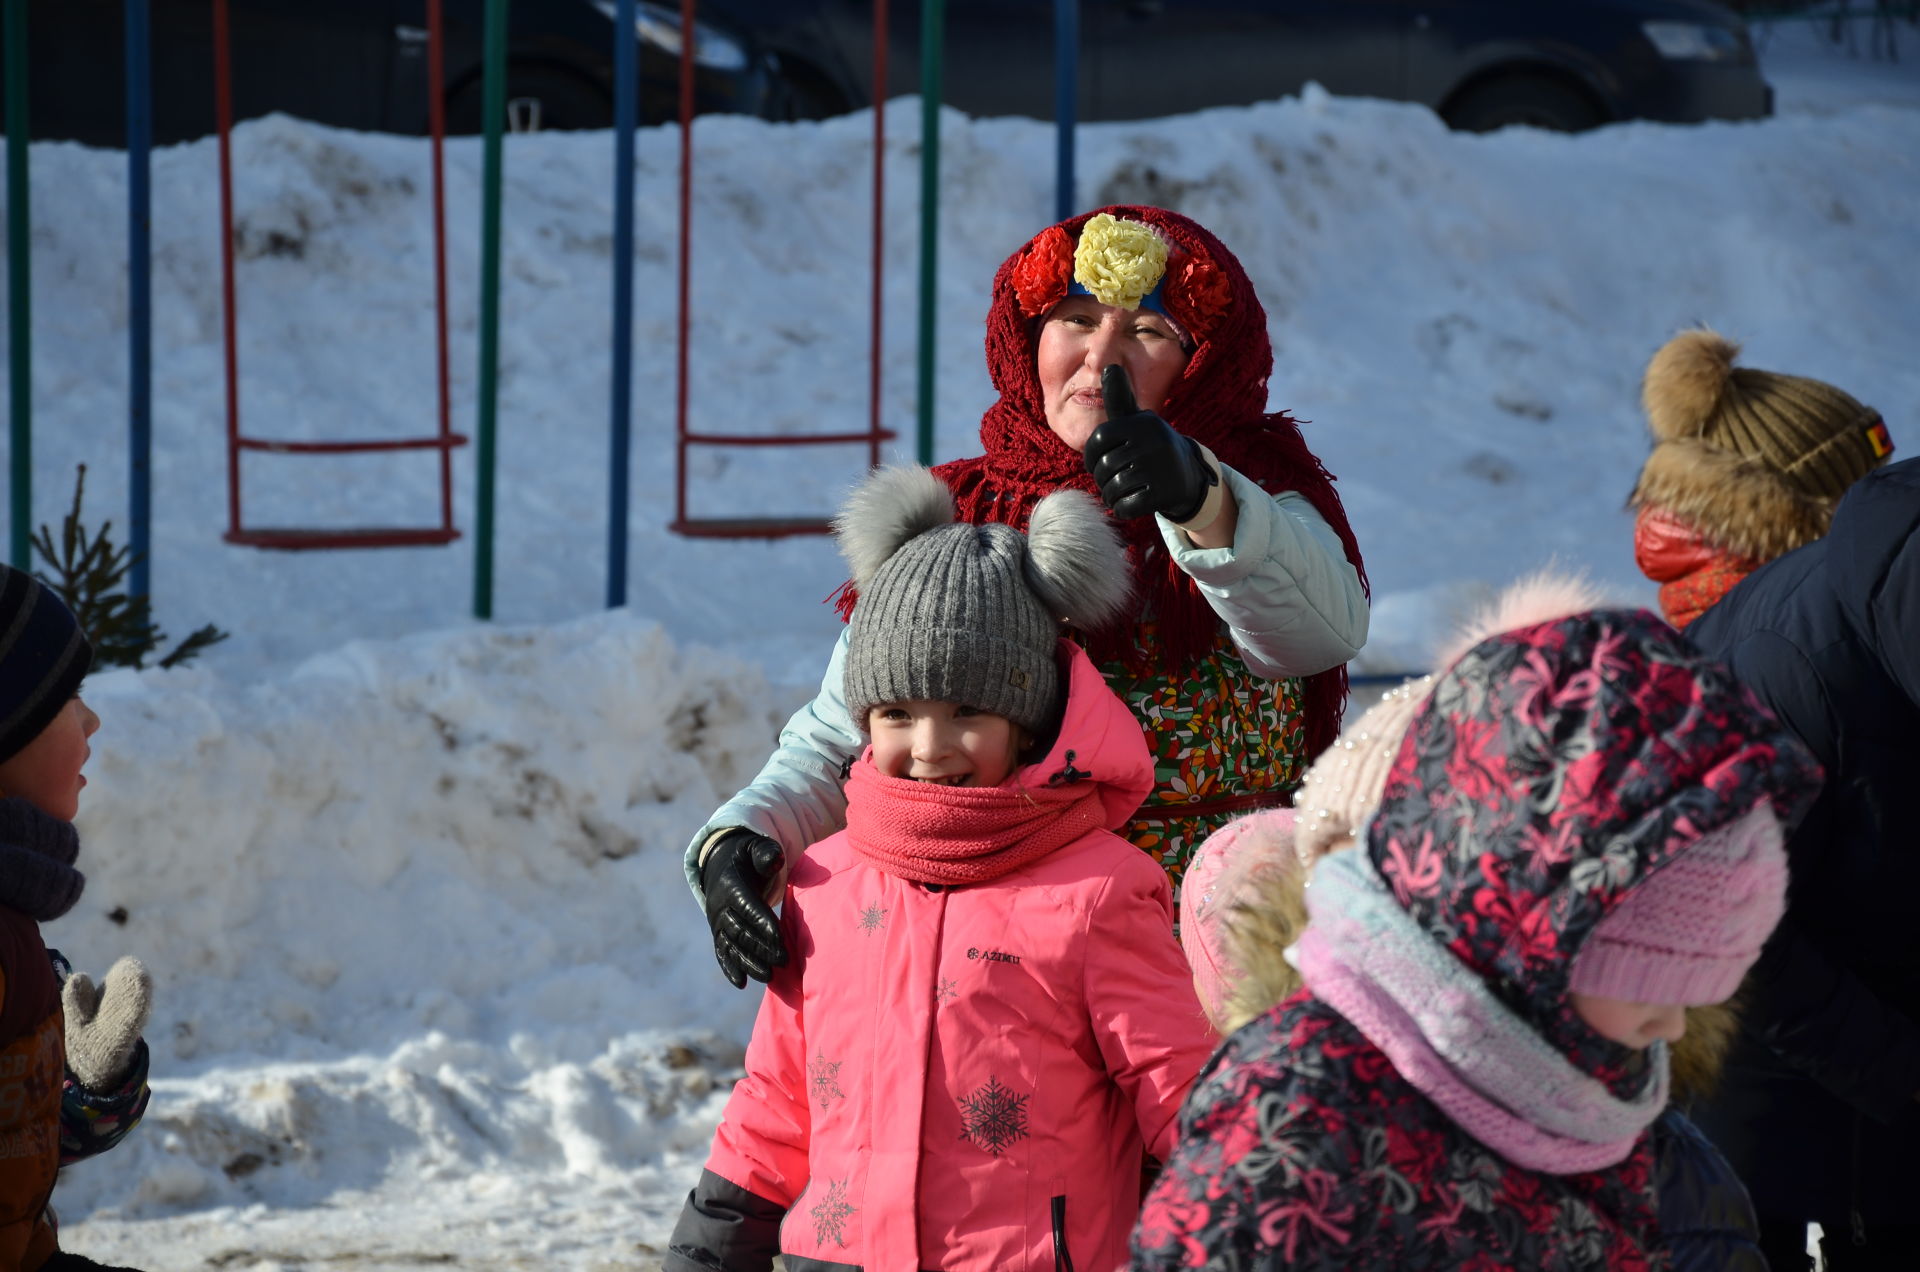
[52,612,782,1259]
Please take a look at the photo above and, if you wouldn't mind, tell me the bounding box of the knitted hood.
[921,206,1368,756]
[1363,609,1821,1083]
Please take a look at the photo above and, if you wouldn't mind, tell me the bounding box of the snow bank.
[50,613,781,1244]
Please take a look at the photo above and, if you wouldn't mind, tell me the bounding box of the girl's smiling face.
[868,700,1026,789]
[0,696,100,821]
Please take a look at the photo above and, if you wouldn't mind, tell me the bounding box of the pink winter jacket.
[692,646,1216,1272]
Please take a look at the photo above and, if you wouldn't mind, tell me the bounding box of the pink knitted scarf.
[842,755,1106,886]
[1297,849,1668,1174]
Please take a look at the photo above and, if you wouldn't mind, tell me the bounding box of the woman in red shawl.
[687,206,1370,988]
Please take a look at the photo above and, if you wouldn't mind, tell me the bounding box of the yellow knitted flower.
[1072,214,1169,311]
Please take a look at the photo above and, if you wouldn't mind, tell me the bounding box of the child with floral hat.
[1132,594,1821,1270]
[665,467,1215,1272]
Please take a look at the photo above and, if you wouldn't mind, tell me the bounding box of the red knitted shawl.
[843,755,1106,885]
[835,205,1368,760]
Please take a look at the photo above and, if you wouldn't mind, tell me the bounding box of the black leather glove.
[1083,363,1217,522]
[700,829,788,989]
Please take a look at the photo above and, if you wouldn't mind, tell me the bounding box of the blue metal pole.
[606,0,636,608]
[472,0,508,620]
[126,0,153,598]
[5,0,31,568]
[915,0,944,467]
[1053,0,1078,223]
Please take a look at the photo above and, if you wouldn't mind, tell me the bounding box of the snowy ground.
[0,14,1913,1270]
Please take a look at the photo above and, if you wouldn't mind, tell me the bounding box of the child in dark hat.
[666,467,1216,1272]
[0,565,152,1272]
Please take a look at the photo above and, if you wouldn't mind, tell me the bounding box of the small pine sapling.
[31,465,228,670]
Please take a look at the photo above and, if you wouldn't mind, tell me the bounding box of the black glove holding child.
[701,829,788,989]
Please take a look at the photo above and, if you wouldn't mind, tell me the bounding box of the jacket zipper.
[1851,1111,1867,1245]
[1051,1194,1075,1272]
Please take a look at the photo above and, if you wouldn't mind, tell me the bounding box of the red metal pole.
[868,0,887,468]
[674,0,695,526]
[428,0,454,534]
[213,0,241,536]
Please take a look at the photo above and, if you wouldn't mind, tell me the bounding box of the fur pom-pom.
[833,466,956,591]
[1643,328,1740,442]
[1433,569,1613,671]
[1023,489,1134,629]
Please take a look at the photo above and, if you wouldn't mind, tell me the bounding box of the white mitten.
[63,956,153,1092]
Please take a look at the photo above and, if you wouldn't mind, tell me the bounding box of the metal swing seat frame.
[214,0,466,551]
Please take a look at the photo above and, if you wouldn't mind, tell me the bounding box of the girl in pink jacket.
[665,466,1218,1272]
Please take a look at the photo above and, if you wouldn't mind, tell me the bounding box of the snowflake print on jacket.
[1131,608,1821,1271]
[811,1179,856,1247]
[957,1077,1031,1155]
[808,1053,845,1111]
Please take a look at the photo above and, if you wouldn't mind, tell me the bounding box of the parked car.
[1,0,776,147]
[721,0,1773,133]
[2,0,1769,146]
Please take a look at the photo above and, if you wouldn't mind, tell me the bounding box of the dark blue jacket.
[1654,1110,1767,1272]
[1687,456,1920,1237]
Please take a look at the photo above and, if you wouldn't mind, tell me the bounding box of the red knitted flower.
[1010,225,1074,318]
[1164,250,1231,342]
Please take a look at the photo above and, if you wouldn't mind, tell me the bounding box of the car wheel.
[446,66,611,135]
[766,63,848,122]
[1442,73,1605,134]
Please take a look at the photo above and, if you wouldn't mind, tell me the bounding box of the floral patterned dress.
[1097,624,1307,903]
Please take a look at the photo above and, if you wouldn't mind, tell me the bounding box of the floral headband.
[1010,213,1231,345]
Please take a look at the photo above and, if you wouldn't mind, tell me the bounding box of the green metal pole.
[5,0,31,567]
[473,0,508,619]
[915,0,944,466]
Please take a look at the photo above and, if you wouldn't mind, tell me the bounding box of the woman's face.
[1036,296,1191,452]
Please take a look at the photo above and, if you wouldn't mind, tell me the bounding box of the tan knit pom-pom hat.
[1630,328,1892,562]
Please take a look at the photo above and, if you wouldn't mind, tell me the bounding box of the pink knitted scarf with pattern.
[843,754,1106,885]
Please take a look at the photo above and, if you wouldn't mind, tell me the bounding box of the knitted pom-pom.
[1023,489,1133,630]
[1643,328,1740,442]
[833,466,957,592]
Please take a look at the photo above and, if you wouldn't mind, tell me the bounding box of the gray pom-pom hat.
[834,465,1132,735]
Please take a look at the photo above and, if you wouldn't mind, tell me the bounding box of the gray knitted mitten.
[63,957,153,1092]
